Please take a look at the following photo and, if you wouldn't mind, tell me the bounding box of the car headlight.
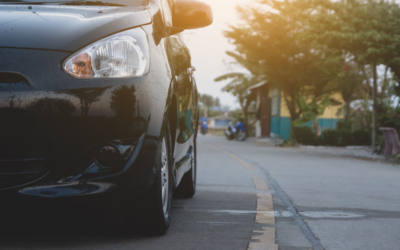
[63,28,149,79]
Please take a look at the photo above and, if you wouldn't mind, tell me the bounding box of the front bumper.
[0,47,170,202]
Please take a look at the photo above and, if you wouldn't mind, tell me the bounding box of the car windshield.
[0,0,148,6]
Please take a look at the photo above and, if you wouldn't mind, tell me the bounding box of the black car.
[0,0,212,234]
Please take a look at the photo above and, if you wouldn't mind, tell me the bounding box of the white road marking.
[299,211,365,219]
[187,209,365,219]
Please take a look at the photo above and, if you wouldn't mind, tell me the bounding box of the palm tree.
[215,73,257,125]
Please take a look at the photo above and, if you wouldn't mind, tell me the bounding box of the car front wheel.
[123,123,173,235]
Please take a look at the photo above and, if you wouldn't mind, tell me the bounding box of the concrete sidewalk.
[248,137,386,162]
[297,145,385,161]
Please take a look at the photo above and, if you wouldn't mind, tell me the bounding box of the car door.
[158,0,196,183]
[170,36,194,143]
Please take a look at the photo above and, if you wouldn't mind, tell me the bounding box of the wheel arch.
[169,93,178,157]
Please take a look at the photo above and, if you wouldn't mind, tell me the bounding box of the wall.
[269,90,344,140]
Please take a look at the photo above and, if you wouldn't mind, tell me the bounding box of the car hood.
[0,5,152,52]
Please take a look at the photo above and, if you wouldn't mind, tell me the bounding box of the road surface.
[2,135,400,250]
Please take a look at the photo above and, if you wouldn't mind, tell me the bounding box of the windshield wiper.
[0,1,125,6]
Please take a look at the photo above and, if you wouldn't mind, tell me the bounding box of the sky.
[181,0,254,110]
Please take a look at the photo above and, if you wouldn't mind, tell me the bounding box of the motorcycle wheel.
[236,130,247,141]
[225,134,233,140]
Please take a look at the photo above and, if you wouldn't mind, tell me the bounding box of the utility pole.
[204,105,208,117]
[371,63,378,150]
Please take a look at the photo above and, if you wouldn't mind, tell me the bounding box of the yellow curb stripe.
[248,227,279,250]
[255,211,275,224]
[249,180,278,250]
[199,141,255,170]
[255,193,275,224]
[256,193,274,211]
[198,141,277,249]
[252,176,269,190]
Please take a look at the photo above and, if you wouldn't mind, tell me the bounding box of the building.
[208,115,234,129]
[248,82,344,140]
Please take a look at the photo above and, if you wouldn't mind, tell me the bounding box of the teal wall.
[271,117,341,140]
[270,90,282,137]
[270,117,281,136]
[270,117,291,140]
[269,91,341,140]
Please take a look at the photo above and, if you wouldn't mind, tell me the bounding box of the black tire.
[123,122,173,235]
[225,132,234,140]
[174,138,197,199]
[236,130,247,141]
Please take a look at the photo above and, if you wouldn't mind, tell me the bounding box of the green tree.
[214,97,221,109]
[336,63,364,121]
[293,95,337,136]
[214,73,257,125]
[199,94,214,117]
[309,0,400,147]
[222,0,342,132]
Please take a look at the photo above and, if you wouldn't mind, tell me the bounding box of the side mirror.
[173,0,213,29]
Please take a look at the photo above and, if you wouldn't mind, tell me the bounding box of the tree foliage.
[294,95,339,136]
[308,0,400,146]
[221,0,400,145]
[214,73,257,124]
[199,94,222,117]
[222,0,342,127]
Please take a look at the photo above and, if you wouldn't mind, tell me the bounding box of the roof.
[247,81,268,91]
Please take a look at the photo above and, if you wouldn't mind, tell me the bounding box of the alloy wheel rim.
[161,138,169,216]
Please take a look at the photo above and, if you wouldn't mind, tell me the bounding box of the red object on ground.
[379,127,400,157]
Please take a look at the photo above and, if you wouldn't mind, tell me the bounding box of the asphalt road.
[2,135,400,250]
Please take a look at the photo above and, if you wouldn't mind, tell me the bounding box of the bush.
[352,129,370,145]
[381,115,400,132]
[322,129,338,146]
[293,127,317,145]
[337,129,353,146]
[315,136,325,146]
[337,119,352,130]
[375,135,385,154]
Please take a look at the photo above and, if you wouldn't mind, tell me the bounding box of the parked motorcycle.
[200,116,209,136]
[225,120,247,141]
[201,121,208,135]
